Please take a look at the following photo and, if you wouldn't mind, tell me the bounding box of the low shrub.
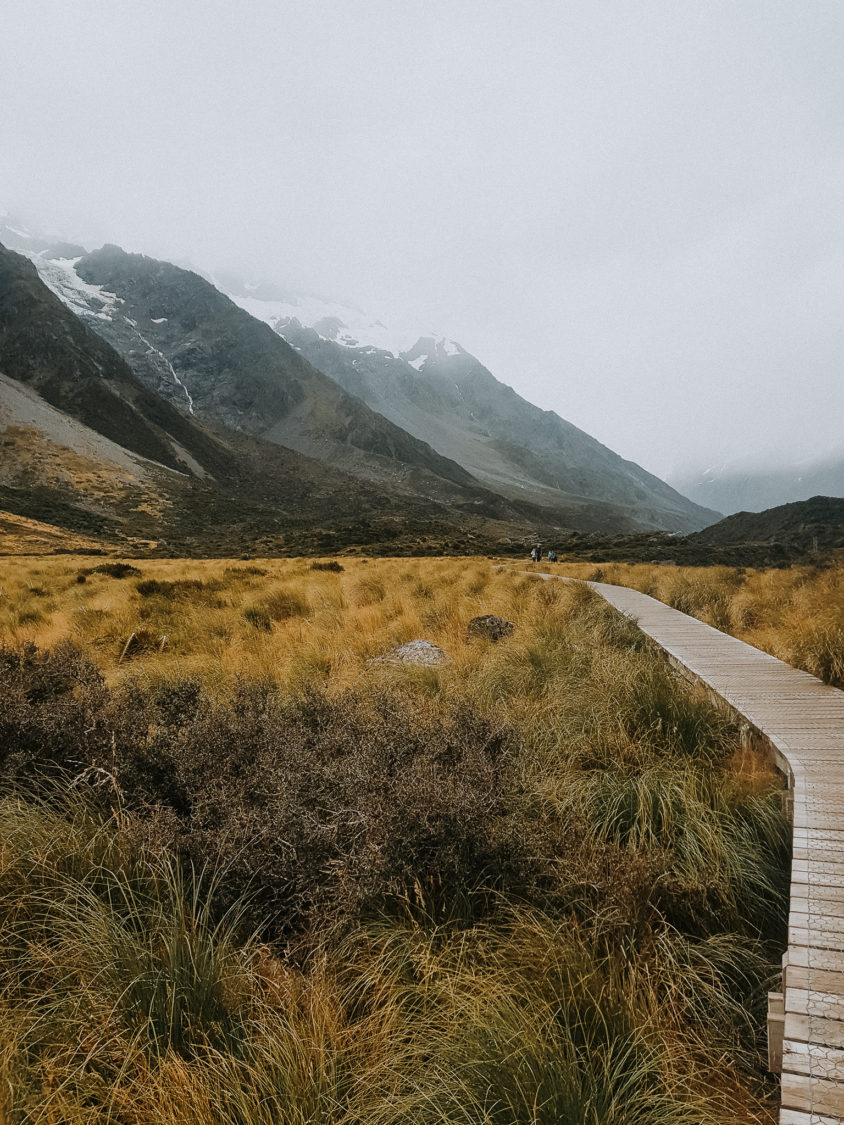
[0,796,768,1124]
[243,605,272,631]
[0,640,110,785]
[90,562,142,579]
[136,579,207,599]
[0,607,787,1120]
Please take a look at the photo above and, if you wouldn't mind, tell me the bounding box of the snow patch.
[408,355,427,371]
[229,291,419,357]
[151,317,168,324]
[223,280,471,367]
[25,253,121,321]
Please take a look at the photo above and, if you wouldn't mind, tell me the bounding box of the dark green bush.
[136,578,207,598]
[90,562,142,579]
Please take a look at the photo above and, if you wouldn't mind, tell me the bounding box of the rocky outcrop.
[467,615,515,642]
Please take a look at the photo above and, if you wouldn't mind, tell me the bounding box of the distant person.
[530,546,537,562]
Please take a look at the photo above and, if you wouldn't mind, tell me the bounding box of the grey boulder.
[376,640,450,666]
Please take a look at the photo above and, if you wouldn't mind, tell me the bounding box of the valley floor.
[0,556,816,1122]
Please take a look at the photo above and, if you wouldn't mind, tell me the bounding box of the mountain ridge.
[2,212,718,536]
[0,240,601,554]
[241,299,718,532]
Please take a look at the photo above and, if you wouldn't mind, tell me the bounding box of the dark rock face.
[71,247,481,496]
[274,320,718,533]
[74,245,306,431]
[467,615,515,642]
[0,244,230,476]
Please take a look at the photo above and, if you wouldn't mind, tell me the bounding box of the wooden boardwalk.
[543,574,844,1124]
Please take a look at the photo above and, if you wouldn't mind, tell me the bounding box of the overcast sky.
[2,1,842,479]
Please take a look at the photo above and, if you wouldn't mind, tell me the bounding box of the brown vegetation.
[0,556,797,1122]
[533,559,844,687]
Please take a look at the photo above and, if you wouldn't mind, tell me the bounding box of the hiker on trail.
[530,546,537,562]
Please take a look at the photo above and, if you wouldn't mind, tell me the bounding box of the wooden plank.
[781,1071,844,1115]
[792,885,844,905]
[787,1014,844,1049]
[781,1110,844,1125]
[784,1041,844,1080]
[791,907,844,928]
[791,931,844,954]
[792,861,844,886]
[787,989,844,1024]
[793,845,844,860]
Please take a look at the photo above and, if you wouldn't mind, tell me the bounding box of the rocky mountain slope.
[227,285,717,533]
[2,212,717,537]
[0,245,239,479]
[0,242,579,554]
[22,242,483,500]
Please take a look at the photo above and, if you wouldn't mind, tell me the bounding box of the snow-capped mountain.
[224,279,464,365]
[0,239,558,555]
[1,212,716,532]
[222,280,717,533]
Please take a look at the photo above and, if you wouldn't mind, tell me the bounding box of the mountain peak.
[402,336,466,371]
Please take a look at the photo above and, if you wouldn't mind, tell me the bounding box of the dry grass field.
[2,552,840,688]
[531,560,844,688]
[0,554,816,1123]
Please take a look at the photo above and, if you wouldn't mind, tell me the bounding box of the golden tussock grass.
[527,559,844,687]
[0,554,801,1123]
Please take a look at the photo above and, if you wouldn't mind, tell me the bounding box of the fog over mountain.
[669,449,844,516]
[1,2,842,483]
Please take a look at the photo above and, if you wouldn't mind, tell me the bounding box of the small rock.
[377,639,450,666]
[467,615,515,642]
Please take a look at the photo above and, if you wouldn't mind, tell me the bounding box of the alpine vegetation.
[0,561,789,1123]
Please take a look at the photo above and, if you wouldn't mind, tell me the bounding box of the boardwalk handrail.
[538,573,844,1125]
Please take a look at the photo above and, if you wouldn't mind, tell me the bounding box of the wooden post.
[119,632,137,664]
[768,991,785,1073]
